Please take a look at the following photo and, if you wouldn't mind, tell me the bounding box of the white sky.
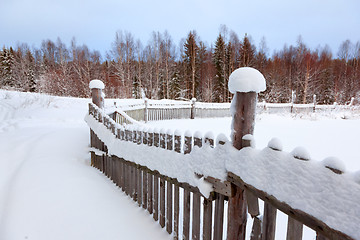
[1,0,359,57]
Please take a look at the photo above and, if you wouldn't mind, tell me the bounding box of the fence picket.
[287,217,303,240]
[203,198,213,240]
[166,181,173,234]
[214,193,225,240]
[262,202,277,240]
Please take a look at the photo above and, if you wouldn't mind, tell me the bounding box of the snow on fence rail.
[86,76,360,240]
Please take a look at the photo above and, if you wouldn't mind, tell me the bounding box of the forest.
[1,27,359,104]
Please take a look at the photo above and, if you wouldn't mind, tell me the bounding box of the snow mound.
[242,134,256,148]
[291,146,311,161]
[228,67,266,93]
[89,79,105,89]
[267,138,283,151]
[322,157,346,173]
[216,133,229,145]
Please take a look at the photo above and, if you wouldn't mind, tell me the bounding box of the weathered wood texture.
[214,193,225,240]
[91,88,104,109]
[228,92,257,240]
[192,192,201,240]
[203,198,213,240]
[287,217,303,240]
[183,190,191,240]
[262,202,277,240]
[166,181,173,234]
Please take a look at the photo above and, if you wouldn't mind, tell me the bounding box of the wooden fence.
[107,98,357,124]
[86,83,358,240]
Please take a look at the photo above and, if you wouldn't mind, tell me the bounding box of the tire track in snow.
[0,100,16,121]
[0,132,49,236]
[0,100,16,132]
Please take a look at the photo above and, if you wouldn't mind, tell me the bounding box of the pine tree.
[239,34,256,67]
[183,31,199,99]
[213,34,226,102]
[24,50,36,92]
[0,47,15,87]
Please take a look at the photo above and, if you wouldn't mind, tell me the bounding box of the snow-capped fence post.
[227,67,266,240]
[313,94,317,112]
[89,79,105,109]
[191,98,196,119]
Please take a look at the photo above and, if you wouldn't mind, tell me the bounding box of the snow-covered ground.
[1,89,359,239]
[147,114,360,171]
[0,90,171,240]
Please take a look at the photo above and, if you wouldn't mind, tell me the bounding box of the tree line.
[1,27,359,104]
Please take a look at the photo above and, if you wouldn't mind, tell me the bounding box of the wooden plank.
[120,160,124,189]
[148,174,154,215]
[214,193,225,240]
[205,176,231,197]
[262,202,277,240]
[246,189,260,217]
[202,198,213,240]
[183,189,191,240]
[174,185,180,240]
[166,133,173,151]
[228,172,353,240]
[316,233,330,240]
[160,178,166,228]
[153,175,159,220]
[166,181,173,234]
[142,171,147,210]
[130,164,135,199]
[126,163,131,196]
[227,184,247,240]
[133,165,138,201]
[250,217,262,240]
[137,168,142,206]
[192,192,201,240]
[287,216,303,240]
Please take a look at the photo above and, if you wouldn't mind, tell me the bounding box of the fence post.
[144,98,149,123]
[191,98,196,119]
[89,79,105,109]
[227,67,266,240]
[313,94,317,112]
[291,90,295,113]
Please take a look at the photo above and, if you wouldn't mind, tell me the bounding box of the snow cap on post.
[89,79,105,109]
[89,79,105,90]
[228,67,266,93]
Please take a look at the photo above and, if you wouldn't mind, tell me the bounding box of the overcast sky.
[1,0,359,57]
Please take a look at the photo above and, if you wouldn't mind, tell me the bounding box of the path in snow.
[0,91,171,240]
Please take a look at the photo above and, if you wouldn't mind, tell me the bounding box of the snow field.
[0,90,171,240]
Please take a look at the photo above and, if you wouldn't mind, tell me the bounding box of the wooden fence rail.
[87,78,358,240]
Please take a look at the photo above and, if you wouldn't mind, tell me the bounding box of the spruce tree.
[213,34,226,102]
[0,47,15,87]
[183,31,199,99]
[25,50,36,92]
[239,34,256,67]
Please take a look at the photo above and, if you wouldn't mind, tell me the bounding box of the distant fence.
[107,97,358,124]
[86,83,359,240]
